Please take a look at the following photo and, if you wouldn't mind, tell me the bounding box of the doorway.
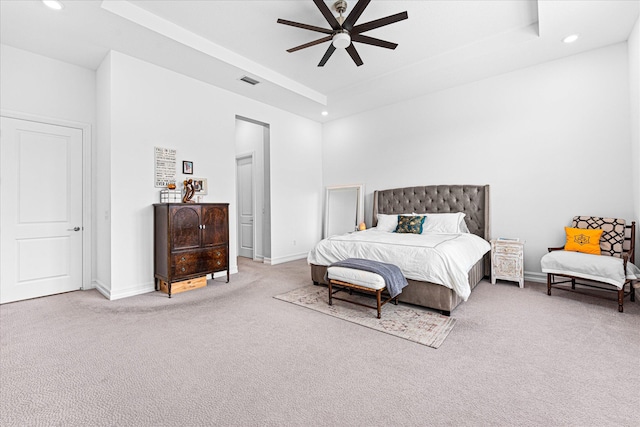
[234,117,271,262]
[0,116,85,303]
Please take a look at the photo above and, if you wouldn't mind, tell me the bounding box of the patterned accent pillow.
[572,216,626,257]
[395,215,426,234]
[564,227,603,255]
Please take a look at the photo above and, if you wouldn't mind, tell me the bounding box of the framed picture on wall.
[192,178,208,195]
[183,161,193,174]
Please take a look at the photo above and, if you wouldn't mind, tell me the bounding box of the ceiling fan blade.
[351,34,397,50]
[318,44,336,67]
[287,36,332,53]
[277,18,333,34]
[345,43,363,66]
[351,11,408,34]
[342,0,370,31]
[313,0,341,31]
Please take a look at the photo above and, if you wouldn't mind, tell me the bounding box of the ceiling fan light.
[332,32,351,49]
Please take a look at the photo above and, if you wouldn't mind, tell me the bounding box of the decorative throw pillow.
[395,215,426,234]
[376,213,414,232]
[564,227,603,255]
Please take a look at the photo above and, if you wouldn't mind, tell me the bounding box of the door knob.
[67,227,81,231]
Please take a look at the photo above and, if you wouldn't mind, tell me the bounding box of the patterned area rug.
[274,285,456,349]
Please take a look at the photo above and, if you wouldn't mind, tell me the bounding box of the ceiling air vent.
[240,76,260,86]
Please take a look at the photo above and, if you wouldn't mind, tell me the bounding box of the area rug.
[274,285,456,348]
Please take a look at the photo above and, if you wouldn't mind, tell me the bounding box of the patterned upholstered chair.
[540,216,638,312]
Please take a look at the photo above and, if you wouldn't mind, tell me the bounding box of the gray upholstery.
[373,185,490,239]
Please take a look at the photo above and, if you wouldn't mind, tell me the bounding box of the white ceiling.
[1,0,638,122]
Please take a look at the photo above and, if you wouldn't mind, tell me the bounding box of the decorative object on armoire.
[153,203,229,298]
[160,189,181,203]
[182,179,195,203]
[182,160,193,174]
[192,178,208,195]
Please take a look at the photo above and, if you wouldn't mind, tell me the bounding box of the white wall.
[0,45,96,125]
[95,52,112,293]
[629,17,640,255]
[322,43,633,281]
[98,51,322,299]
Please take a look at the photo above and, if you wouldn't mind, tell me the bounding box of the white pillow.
[376,213,414,232]
[421,212,468,234]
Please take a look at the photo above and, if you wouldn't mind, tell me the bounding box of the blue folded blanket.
[328,258,408,298]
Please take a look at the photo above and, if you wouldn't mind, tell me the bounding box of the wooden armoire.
[153,203,229,297]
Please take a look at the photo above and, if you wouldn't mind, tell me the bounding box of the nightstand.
[490,239,525,288]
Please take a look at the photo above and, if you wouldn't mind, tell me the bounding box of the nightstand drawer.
[493,244,522,255]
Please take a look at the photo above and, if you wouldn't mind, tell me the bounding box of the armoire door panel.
[170,205,201,250]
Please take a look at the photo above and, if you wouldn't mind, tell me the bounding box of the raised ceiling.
[1,0,638,122]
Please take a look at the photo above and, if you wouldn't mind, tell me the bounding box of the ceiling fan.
[277,0,408,67]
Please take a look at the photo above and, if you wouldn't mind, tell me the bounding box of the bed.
[308,185,490,315]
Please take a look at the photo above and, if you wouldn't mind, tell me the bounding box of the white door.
[0,117,83,304]
[236,155,254,259]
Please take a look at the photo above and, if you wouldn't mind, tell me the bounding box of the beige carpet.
[274,284,456,348]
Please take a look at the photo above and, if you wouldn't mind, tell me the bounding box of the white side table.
[490,239,525,288]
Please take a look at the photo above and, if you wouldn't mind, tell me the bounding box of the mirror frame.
[323,184,365,238]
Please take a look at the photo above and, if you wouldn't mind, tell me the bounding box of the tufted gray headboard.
[373,185,490,240]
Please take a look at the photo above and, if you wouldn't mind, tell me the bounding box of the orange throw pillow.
[564,227,603,255]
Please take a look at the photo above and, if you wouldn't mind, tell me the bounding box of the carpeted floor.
[274,285,456,348]
[1,257,639,426]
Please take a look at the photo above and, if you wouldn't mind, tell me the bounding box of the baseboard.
[524,271,547,284]
[264,252,307,265]
[109,281,155,301]
[93,279,110,300]
[213,266,238,278]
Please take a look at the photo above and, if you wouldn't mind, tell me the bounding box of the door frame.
[1,109,93,290]
[236,151,256,261]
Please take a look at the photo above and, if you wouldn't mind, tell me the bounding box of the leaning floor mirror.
[323,184,364,238]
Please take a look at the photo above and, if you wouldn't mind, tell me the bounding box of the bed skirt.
[310,257,486,315]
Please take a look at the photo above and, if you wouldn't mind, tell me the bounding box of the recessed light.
[42,0,64,10]
[321,111,328,116]
[563,34,579,44]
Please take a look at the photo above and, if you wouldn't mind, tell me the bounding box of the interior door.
[0,117,83,304]
[236,156,254,259]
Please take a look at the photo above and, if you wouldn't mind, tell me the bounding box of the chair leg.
[631,282,636,302]
[547,274,552,296]
[618,289,623,313]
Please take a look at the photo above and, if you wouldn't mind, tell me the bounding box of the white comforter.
[307,228,491,301]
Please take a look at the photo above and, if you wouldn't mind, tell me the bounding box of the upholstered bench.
[540,216,638,312]
[327,266,398,319]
